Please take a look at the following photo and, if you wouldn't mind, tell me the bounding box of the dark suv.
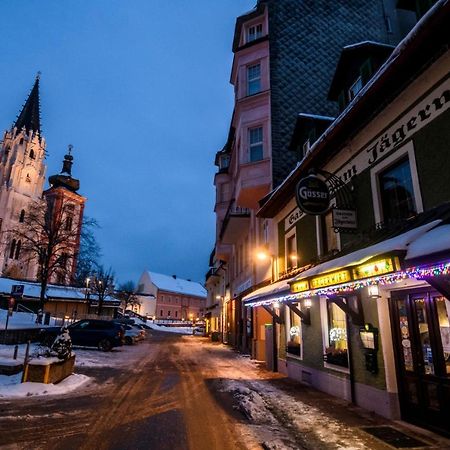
[41,319,124,351]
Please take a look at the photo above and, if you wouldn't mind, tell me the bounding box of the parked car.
[113,322,146,345]
[40,319,124,352]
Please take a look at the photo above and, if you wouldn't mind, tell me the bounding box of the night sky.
[0,1,254,285]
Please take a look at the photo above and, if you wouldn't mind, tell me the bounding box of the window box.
[323,348,348,368]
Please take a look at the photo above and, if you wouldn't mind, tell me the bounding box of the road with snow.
[0,330,448,450]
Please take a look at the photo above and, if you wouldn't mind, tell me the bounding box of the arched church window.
[15,240,21,260]
[9,240,16,259]
[29,149,35,159]
[19,210,25,223]
[19,138,24,145]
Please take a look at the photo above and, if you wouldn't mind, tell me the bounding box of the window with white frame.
[247,23,263,43]
[286,305,302,357]
[321,210,339,255]
[247,64,261,96]
[249,126,263,162]
[325,301,349,368]
[378,157,417,222]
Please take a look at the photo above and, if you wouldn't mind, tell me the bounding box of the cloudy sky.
[0,0,254,284]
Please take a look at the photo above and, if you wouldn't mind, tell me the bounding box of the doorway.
[391,289,450,435]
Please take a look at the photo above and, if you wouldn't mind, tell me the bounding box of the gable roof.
[146,271,206,298]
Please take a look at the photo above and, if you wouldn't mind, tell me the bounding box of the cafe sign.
[295,174,330,215]
[353,258,398,280]
[290,280,309,293]
[310,270,351,289]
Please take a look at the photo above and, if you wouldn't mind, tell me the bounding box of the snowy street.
[0,330,449,450]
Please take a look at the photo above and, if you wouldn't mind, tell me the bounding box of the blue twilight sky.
[0,1,255,285]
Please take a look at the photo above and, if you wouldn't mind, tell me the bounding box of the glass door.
[391,290,450,435]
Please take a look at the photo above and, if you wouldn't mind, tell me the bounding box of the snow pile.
[0,373,89,398]
[146,322,193,335]
[221,378,367,450]
[0,309,40,329]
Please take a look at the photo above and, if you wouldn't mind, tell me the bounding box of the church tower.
[44,146,86,285]
[0,74,47,279]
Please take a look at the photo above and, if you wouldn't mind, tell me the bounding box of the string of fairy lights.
[245,261,450,308]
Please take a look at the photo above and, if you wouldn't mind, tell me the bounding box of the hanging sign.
[290,280,309,293]
[295,175,330,215]
[310,270,351,289]
[332,209,357,229]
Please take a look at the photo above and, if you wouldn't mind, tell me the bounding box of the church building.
[0,75,85,284]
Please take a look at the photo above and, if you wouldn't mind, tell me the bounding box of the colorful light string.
[245,261,450,308]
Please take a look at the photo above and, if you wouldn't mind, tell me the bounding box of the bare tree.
[90,266,115,315]
[73,217,101,287]
[6,197,91,309]
[115,281,141,312]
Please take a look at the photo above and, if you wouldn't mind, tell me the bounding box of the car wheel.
[125,336,133,345]
[98,339,113,352]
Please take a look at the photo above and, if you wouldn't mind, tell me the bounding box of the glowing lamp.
[256,251,269,261]
[304,298,312,308]
[368,284,380,299]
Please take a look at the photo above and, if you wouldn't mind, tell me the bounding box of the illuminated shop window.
[325,302,348,368]
[286,306,302,357]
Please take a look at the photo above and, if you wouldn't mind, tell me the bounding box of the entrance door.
[391,290,450,435]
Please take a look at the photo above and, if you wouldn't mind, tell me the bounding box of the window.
[219,154,230,170]
[249,126,263,162]
[19,210,25,223]
[247,64,261,95]
[65,215,73,231]
[286,306,302,357]
[29,149,35,159]
[160,310,163,316]
[348,77,363,101]
[286,233,297,270]
[247,23,263,42]
[325,302,348,368]
[379,157,416,222]
[175,311,178,318]
[15,240,21,260]
[321,210,339,256]
[9,239,16,259]
[168,310,171,317]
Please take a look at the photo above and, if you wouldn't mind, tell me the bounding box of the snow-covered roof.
[0,278,116,302]
[147,272,206,298]
[406,224,450,260]
[297,113,335,121]
[243,278,292,304]
[343,41,395,50]
[292,220,441,281]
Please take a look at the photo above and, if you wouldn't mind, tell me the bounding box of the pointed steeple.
[14,73,41,136]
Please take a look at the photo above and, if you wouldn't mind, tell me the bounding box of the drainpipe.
[273,316,278,372]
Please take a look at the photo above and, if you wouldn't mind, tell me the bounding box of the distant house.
[0,277,120,319]
[137,271,206,321]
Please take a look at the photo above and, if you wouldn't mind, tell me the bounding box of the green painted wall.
[413,108,450,209]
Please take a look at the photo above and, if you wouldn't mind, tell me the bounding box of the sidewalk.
[199,339,450,450]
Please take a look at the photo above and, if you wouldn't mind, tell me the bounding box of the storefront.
[244,218,450,435]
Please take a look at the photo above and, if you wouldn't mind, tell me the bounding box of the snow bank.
[146,322,193,335]
[0,373,90,398]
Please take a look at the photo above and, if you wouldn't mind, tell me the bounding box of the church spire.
[48,145,80,193]
[14,73,41,136]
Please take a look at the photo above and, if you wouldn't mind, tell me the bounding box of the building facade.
[207,0,418,350]
[138,271,206,321]
[244,0,449,435]
[0,76,85,285]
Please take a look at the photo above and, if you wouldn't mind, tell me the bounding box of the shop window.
[286,306,302,357]
[325,302,349,368]
[379,157,416,222]
[247,64,261,96]
[249,126,263,162]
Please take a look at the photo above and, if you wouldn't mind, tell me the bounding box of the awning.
[291,220,441,282]
[243,278,293,305]
[406,224,450,262]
